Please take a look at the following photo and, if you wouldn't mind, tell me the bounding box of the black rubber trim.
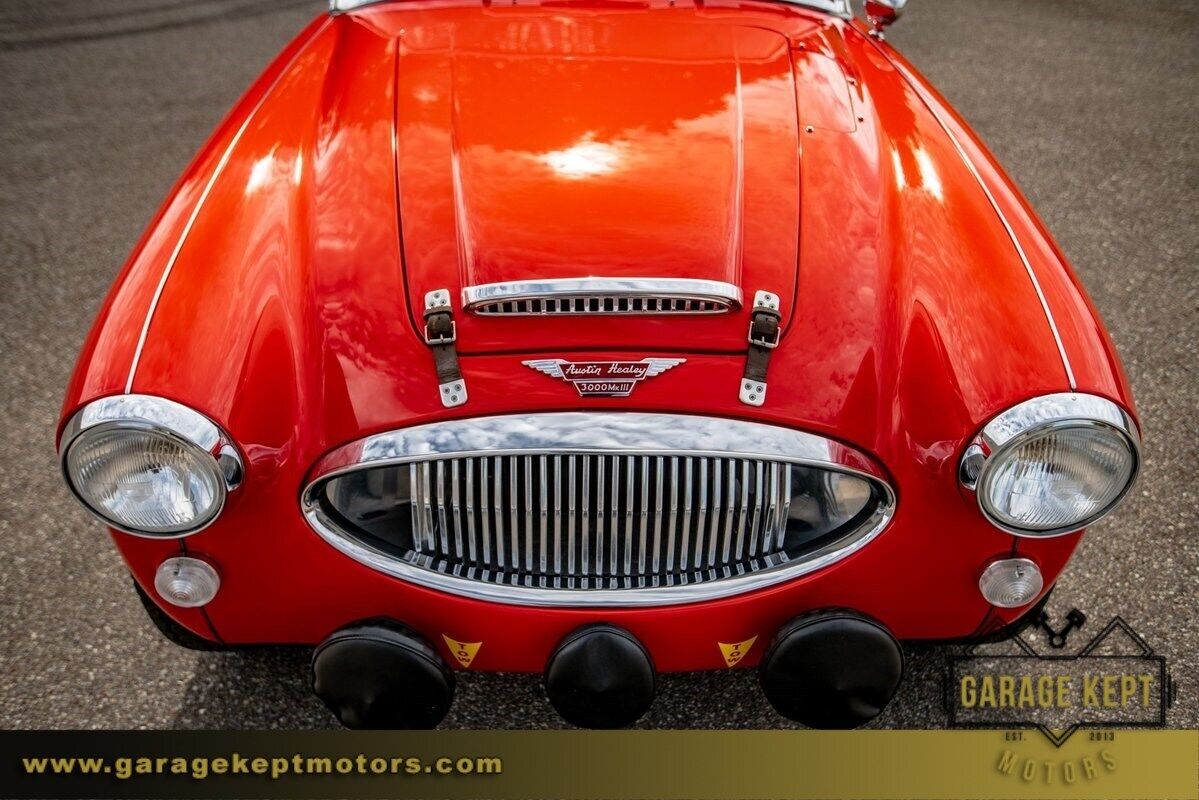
[133,580,227,651]
[915,587,1055,645]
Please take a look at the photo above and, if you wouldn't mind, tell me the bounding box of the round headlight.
[963,394,1140,537]
[60,396,242,537]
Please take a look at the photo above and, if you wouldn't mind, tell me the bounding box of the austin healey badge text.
[522,358,685,397]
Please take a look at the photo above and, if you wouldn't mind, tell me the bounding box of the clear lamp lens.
[154,557,221,607]
[979,558,1043,608]
[66,426,223,535]
[979,425,1134,534]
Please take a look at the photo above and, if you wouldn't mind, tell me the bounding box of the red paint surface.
[62,1,1135,672]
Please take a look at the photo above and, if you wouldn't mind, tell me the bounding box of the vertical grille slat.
[734,460,749,562]
[434,461,448,558]
[595,456,605,577]
[749,464,764,557]
[522,455,533,573]
[493,456,505,569]
[763,462,779,557]
[539,455,549,576]
[680,459,693,570]
[510,458,521,572]
[450,461,463,560]
[420,462,435,552]
[464,459,477,564]
[707,460,722,568]
[637,456,649,578]
[581,456,591,576]
[409,463,422,554]
[567,456,577,576]
[480,458,491,566]
[651,456,664,574]
[778,464,792,552]
[666,457,679,571]
[695,459,708,570]
[610,455,620,578]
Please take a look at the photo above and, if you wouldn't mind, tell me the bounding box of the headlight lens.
[60,395,241,537]
[66,425,224,535]
[979,425,1134,532]
[966,394,1140,537]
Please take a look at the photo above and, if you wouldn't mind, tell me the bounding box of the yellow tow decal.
[442,635,483,668]
[718,636,758,668]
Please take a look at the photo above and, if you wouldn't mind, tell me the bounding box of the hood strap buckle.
[740,290,781,407]
[424,289,468,408]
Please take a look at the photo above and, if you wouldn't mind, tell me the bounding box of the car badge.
[522,358,685,397]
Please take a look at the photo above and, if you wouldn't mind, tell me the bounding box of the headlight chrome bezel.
[959,393,1140,538]
[59,395,243,538]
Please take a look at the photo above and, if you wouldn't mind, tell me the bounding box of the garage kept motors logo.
[522,358,685,397]
[947,613,1175,746]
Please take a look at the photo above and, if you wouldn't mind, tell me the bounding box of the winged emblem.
[521,358,685,397]
[523,359,568,380]
[642,358,686,377]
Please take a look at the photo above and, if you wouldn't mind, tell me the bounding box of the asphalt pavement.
[0,0,1195,729]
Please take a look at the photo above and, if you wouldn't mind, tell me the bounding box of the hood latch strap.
[424,289,468,408]
[740,290,781,407]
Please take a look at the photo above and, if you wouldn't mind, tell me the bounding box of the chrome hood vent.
[302,414,894,607]
[462,279,742,316]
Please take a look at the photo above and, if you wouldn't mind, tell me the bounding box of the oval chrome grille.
[302,414,895,606]
[327,454,817,589]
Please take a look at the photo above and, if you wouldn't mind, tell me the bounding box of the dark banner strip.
[1,730,1195,800]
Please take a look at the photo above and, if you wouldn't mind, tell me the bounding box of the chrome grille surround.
[302,413,895,607]
[462,278,742,316]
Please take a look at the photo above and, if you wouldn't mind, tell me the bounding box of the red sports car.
[57,0,1141,729]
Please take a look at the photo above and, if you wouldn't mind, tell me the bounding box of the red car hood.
[110,2,1084,456]
[393,12,801,352]
[388,11,805,350]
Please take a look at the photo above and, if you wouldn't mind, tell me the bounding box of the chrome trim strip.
[62,395,223,453]
[308,413,886,478]
[461,278,743,315]
[123,22,327,395]
[786,0,853,17]
[959,393,1141,538]
[58,395,243,539]
[301,413,895,607]
[902,76,1078,390]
